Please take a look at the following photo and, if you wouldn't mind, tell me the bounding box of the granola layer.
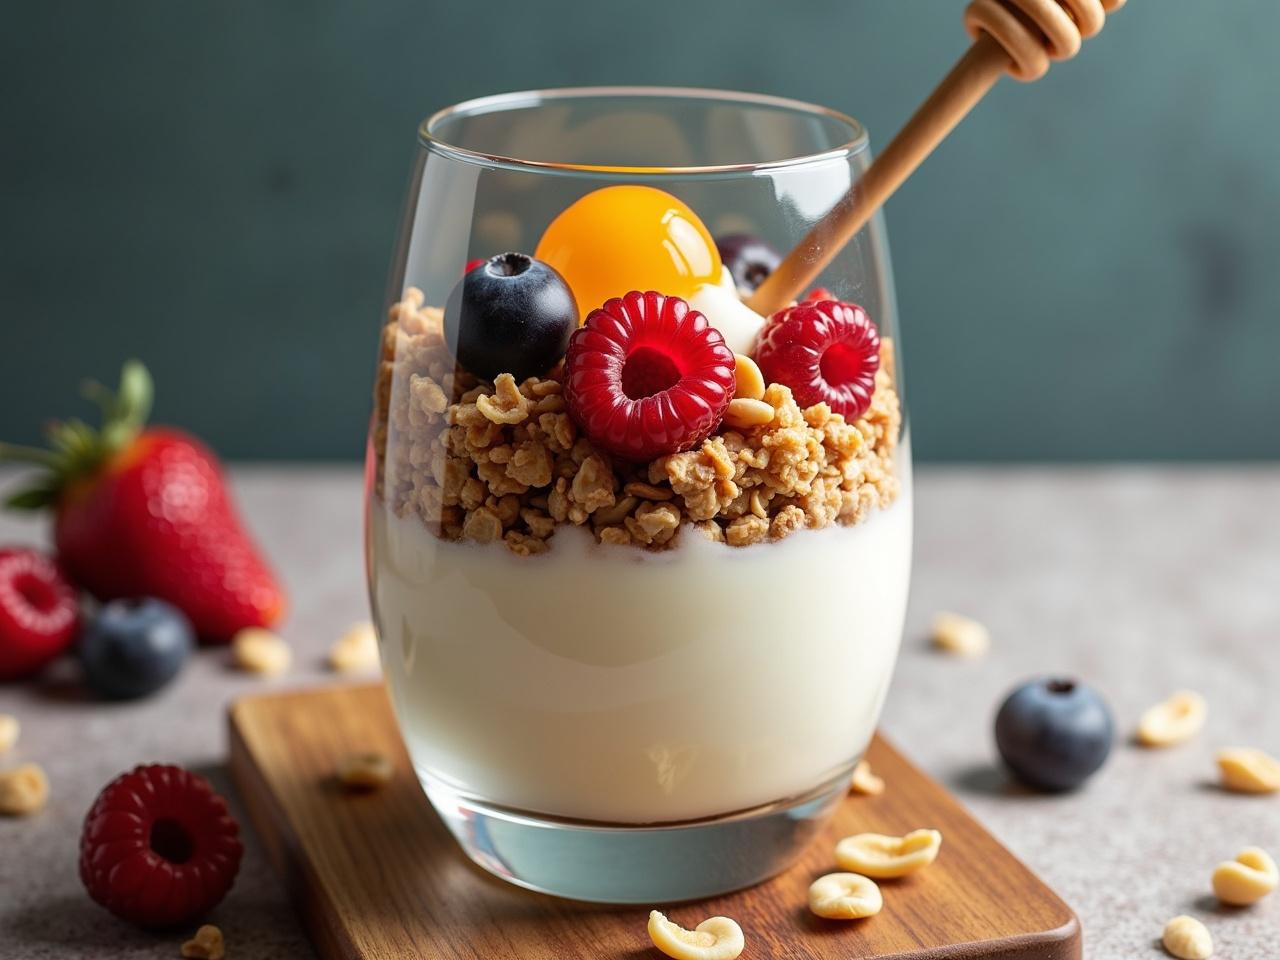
[373,289,901,554]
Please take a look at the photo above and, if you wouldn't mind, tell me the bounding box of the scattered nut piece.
[1217,747,1280,794]
[647,910,744,960]
[732,354,765,401]
[835,828,942,878]
[0,763,49,816]
[0,714,18,753]
[336,752,394,791]
[1212,846,1278,906]
[930,611,989,657]
[231,628,291,676]
[328,622,380,674]
[722,397,774,431]
[1162,915,1212,960]
[849,759,885,796]
[808,872,883,919]
[181,924,225,960]
[1137,691,1207,747]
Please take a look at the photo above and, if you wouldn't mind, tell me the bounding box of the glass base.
[420,772,849,903]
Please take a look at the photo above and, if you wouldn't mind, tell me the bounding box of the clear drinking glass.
[365,87,912,902]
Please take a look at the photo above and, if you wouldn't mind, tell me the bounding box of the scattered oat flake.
[1136,690,1207,748]
[931,611,989,657]
[1217,747,1280,794]
[850,759,885,796]
[232,628,291,676]
[329,623,380,673]
[337,752,394,791]
[0,762,49,816]
[0,714,18,754]
[181,924,225,959]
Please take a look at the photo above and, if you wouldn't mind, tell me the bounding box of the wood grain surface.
[228,683,1079,960]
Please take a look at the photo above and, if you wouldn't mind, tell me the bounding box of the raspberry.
[804,286,836,302]
[80,764,243,928]
[754,299,880,420]
[0,547,80,681]
[564,291,735,461]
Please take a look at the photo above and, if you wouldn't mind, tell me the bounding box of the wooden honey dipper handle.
[746,0,1126,317]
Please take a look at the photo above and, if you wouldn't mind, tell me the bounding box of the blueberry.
[715,234,782,293]
[80,598,194,700]
[994,677,1114,792]
[444,252,577,382]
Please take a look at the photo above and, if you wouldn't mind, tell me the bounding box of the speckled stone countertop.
[1,466,1277,958]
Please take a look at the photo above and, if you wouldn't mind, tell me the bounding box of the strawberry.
[0,362,285,642]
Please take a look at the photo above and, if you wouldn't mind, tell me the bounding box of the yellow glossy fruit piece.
[535,185,721,322]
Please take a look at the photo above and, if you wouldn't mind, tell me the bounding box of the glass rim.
[419,86,869,176]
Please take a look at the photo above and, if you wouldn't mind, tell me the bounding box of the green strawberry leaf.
[117,360,153,426]
[88,360,152,456]
[4,482,59,511]
[0,442,64,469]
[1,361,156,513]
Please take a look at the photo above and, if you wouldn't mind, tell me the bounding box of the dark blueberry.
[994,677,1114,792]
[715,233,782,293]
[80,598,194,700]
[444,252,577,382]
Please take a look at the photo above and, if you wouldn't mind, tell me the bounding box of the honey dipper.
[747,0,1127,317]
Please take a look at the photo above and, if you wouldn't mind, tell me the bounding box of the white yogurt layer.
[688,265,767,355]
[368,482,912,824]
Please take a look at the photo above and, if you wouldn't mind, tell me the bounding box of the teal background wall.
[2,0,1277,461]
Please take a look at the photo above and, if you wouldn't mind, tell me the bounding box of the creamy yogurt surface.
[688,264,768,354]
[368,477,913,825]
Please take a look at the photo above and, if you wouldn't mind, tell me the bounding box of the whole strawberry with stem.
[0,362,285,642]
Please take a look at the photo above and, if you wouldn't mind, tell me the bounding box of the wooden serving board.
[228,684,1080,960]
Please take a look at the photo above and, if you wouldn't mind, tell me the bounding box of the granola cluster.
[373,288,901,554]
